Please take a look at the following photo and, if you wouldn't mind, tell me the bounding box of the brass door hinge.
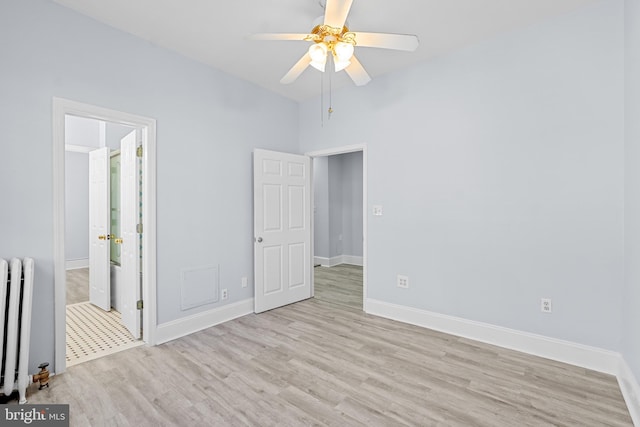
[136,300,143,310]
[136,223,143,234]
[136,146,143,158]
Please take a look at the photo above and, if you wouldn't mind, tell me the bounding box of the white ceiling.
[52,0,599,102]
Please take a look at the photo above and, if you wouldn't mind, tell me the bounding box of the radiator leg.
[18,389,27,405]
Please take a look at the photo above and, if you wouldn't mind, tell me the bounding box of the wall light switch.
[373,205,383,216]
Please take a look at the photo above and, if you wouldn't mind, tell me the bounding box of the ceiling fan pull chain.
[320,69,324,127]
[328,55,334,120]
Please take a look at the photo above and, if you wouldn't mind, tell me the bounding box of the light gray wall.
[300,0,625,350]
[328,156,344,258]
[0,0,298,371]
[624,0,640,381]
[106,122,135,150]
[314,153,363,261]
[64,116,101,263]
[64,151,89,262]
[65,115,100,147]
[313,157,330,259]
[339,152,363,258]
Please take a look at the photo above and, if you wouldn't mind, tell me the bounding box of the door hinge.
[136,145,143,158]
[137,300,143,310]
[136,223,143,234]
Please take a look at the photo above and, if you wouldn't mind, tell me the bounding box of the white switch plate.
[373,205,383,216]
[241,277,248,288]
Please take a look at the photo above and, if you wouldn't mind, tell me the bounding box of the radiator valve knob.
[33,362,50,390]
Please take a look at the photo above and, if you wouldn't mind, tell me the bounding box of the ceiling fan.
[249,0,419,86]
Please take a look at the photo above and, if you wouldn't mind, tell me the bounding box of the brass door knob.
[98,235,107,240]
[114,238,124,245]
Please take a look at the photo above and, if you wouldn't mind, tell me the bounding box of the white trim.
[65,144,92,153]
[306,144,368,311]
[155,298,254,345]
[314,255,363,267]
[65,258,89,270]
[53,97,158,374]
[341,255,363,266]
[617,357,640,426]
[306,144,365,157]
[367,299,640,424]
[366,299,621,375]
[314,256,331,267]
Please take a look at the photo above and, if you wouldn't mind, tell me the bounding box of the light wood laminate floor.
[66,268,89,305]
[29,268,632,426]
[314,264,363,310]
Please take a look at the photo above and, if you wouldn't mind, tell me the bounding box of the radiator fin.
[0,257,35,404]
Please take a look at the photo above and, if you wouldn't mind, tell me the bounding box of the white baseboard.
[155,298,254,345]
[341,255,363,266]
[366,299,620,375]
[314,256,331,266]
[366,299,640,425]
[617,356,640,426]
[66,258,89,270]
[314,255,363,267]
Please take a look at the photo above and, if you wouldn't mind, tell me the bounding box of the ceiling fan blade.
[280,53,312,84]
[344,55,371,86]
[248,33,311,41]
[353,32,419,51]
[324,0,353,29]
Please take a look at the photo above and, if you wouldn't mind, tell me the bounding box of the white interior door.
[120,130,141,339]
[253,149,312,313]
[89,147,111,311]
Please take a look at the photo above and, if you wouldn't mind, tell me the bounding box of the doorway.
[308,145,367,311]
[252,145,367,313]
[64,116,141,366]
[53,98,158,374]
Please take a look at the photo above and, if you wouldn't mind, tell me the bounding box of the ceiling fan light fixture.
[310,60,326,72]
[308,42,328,72]
[309,43,328,62]
[334,41,354,62]
[333,52,351,72]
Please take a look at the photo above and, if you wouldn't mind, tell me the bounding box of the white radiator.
[0,257,34,404]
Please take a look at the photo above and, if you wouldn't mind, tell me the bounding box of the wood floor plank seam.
[27,265,632,426]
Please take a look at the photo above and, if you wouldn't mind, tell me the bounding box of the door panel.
[254,149,311,313]
[120,130,141,339]
[89,147,111,311]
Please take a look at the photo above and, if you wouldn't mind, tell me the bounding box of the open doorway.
[64,115,143,366]
[53,98,158,374]
[308,146,367,311]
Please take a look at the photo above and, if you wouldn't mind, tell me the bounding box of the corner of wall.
[618,356,640,425]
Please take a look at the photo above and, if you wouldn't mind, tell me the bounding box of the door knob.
[114,238,124,245]
[256,237,263,243]
[98,235,107,240]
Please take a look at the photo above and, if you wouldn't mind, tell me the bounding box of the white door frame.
[52,97,158,374]
[305,144,368,312]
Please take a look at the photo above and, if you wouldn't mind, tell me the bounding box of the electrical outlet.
[397,275,409,289]
[241,277,248,288]
[221,288,228,300]
[373,205,383,216]
[541,298,552,313]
